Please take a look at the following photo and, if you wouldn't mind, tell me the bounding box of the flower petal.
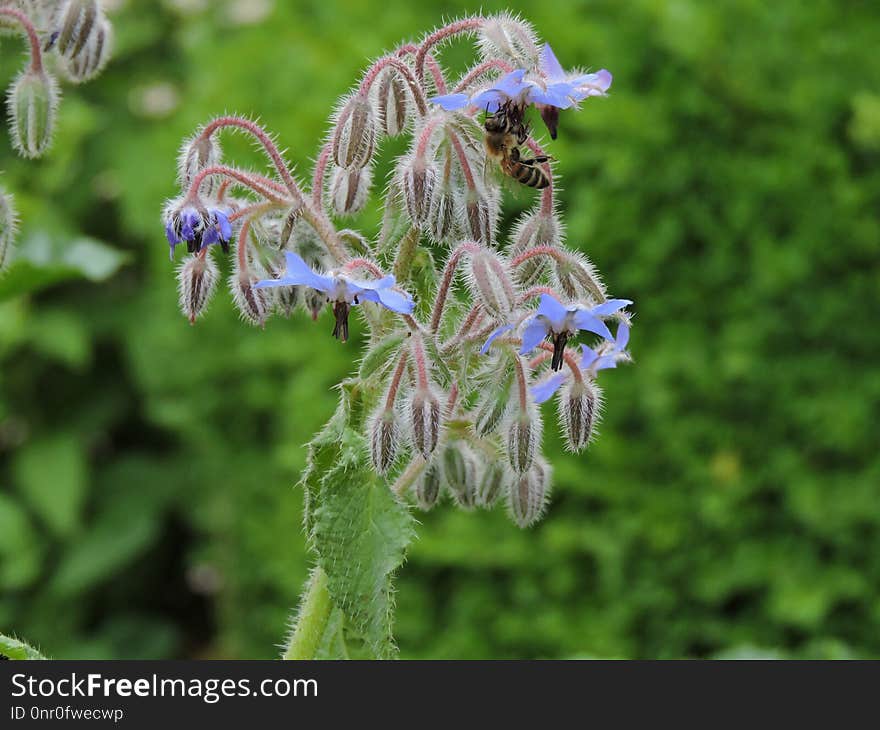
[535,293,569,327]
[431,93,470,110]
[590,298,632,316]
[372,286,415,314]
[571,311,613,341]
[526,82,575,109]
[532,372,566,404]
[539,43,566,82]
[165,221,180,245]
[615,322,630,349]
[262,252,334,291]
[579,344,600,370]
[214,210,232,241]
[518,316,549,355]
[480,323,514,355]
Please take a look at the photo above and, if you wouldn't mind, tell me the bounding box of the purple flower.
[165,205,233,259]
[531,322,631,404]
[254,252,414,342]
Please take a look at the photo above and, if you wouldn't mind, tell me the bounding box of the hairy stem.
[283,567,333,660]
[0,7,43,73]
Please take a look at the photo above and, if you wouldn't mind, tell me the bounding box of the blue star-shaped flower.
[254,252,414,341]
[165,205,233,259]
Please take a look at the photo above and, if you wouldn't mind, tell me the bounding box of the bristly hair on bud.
[477,12,540,68]
[555,250,607,304]
[55,0,103,60]
[416,459,442,510]
[473,366,514,437]
[428,184,455,242]
[177,130,222,196]
[230,266,271,327]
[375,68,410,137]
[331,93,376,169]
[329,163,372,217]
[458,184,499,246]
[559,378,602,452]
[369,405,400,475]
[397,154,438,225]
[60,15,111,83]
[467,247,516,320]
[510,208,563,288]
[442,441,478,509]
[177,253,219,324]
[505,398,542,474]
[508,457,551,528]
[409,385,443,458]
[7,67,60,159]
[477,460,508,509]
[0,188,18,272]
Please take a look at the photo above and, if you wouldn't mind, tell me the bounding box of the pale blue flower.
[165,205,233,259]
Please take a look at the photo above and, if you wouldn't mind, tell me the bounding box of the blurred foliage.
[0,0,878,659]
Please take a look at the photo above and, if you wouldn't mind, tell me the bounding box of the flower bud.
[477,460,507,508]
[177,254,219,323]
[278,204,304,248]
[56,0,102,59]
[473,369,513,437]
[61,16,111,83]
[329,164,372,217]
[177,131,222,196]
[376,69,409,137]
[459,186,498,246]
[369,406,399,474]
[508,458,551,528]
[415,460,442,510]
[468,247,515,319]
[428,186,455,241]
[555,251,606,303]
[332,94,375,169]
[478,13,539,67]
[560,379,601,452]
[409,386,442,458]
[398,155,437,225]
[510,209,561,288]
[0,190,17,272]
[442,442,478,509]
[230,269,271,327]
[7,68,59,159]
[505,400,542,474]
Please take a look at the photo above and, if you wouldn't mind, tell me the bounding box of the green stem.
[283,567,333,660]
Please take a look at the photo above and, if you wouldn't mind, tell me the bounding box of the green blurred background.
[1,0,878,659]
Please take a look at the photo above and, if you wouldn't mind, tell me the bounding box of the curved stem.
[397,43,447,94]
[283,567,333,660]
[0,8,43,73]
[186,165,289,203]
[453,59,514,93]
[359,56,428,116]
[311,142,332,207]
[430,242,479,333]
[415,17,484,85]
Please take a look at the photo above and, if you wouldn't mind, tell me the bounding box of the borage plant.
[162,14,634,659]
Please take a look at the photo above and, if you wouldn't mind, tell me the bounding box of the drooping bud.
[560,379,601,452]
[398,155,437,225]
[468,247,516,319]
[61,16,111,83]
[477,13,539,67]
[7,68,59,159]
[428,186,455,242]
[278,204,304,248]
[409,386,442,458]
[0,189,18,272]
[303,287,326,321]
[369,406,399,474]
[55,0,103,60]
[459,186,498,246]
[329,164,372,217]
[473,368,513,437]
[555,251,606,303]
[415,459,442,510]
[510,208,562,288]
[442,441,478,509]
[337,229,371,256]
[177,254,219,324]
[376,69,409,137]
[177,130,222,196]
[332,94,375,169]
[508,458,551,528]
[477,460,507,508]
[505,399,542,474]
[230,269,271,327]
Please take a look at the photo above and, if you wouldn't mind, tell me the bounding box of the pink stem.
[342,258,384,277]
[453,59,514,93]
[445,383,459,417]
[186,165,288,204]
[358,56,428,115]
[512,356,528,409]
[397,43,447,94]
[0,8,43,73]
[430,242,479,333]
[385,351,409,409]
[517,285,565,305]
[415,17,484,84]
[511,245,567,268]
[410,332,429,389]
[448,131,476,191]
[237,218,251,272]
[311,142,332,207]
[415,116,442,159]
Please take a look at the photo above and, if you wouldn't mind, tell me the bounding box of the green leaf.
[0,633,47,660]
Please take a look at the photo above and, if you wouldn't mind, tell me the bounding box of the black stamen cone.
[332,301,350,342]
[551,332,568,371]
[540,105,560,140]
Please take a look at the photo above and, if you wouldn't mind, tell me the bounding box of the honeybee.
[483,101,552,190]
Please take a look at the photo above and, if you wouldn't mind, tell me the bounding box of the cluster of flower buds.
[161,15,632,528]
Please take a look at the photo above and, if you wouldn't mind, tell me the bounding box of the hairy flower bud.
[505,400,542,474]
[428,186,455,241]
[459,186,498,245]
[177,131,222,196]
[56,0,103,59]
[376,69,409,137]
[555,251,606,303]
[468,247,515,319]
[61,16,111,83]
[508,458,551,528]
[177,254,219,323]
[0,189,18,272]
[7,68,59,159]
[442,442,478,509]
[369,406,399,474]
[478,13,539,67]
[332,94,375,169]
[329,164,372,217]
[477,460,507,508]
[409,386,442,458]
[510,209,561,288]
[398,155,437,225]
[416,459,442,510]
[230,269,270,327]
[473,369,513,436]
[560,379,601,452]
